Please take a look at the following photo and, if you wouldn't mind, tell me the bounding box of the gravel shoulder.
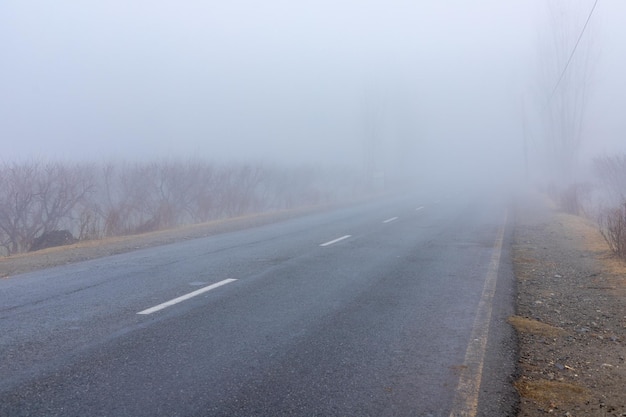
[512,193,626,416]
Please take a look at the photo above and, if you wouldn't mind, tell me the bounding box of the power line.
[548,0,599,102]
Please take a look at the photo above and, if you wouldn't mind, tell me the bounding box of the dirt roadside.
[512,194,626,416]
[0,206,325,278]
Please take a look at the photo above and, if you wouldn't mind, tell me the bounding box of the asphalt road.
[0,191,517,417]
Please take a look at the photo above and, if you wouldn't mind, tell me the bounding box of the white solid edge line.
[416,206,424,211]
[448,210,507,417]
[320,235,351,247]
[383,217,398,223]
[137,278,237,315]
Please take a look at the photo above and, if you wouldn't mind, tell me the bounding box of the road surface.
[0,192,517,416]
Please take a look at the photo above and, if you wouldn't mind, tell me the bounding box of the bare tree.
[38,162,95,232]
[0,161,94,255]
[535,1,596,183]
[0,162,39,255]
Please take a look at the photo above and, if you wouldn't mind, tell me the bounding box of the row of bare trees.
[0,160,366,256]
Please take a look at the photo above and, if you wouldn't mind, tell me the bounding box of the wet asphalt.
[0,191,518,416]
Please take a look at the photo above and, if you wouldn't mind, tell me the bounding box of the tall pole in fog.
[361,91,384,191]
[536,1,597,184]
[522,98,530,181]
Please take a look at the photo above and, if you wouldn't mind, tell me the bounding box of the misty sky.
[1,1,625,178]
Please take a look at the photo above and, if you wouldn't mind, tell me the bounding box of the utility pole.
[522,98,530,181]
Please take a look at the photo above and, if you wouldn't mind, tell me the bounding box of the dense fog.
[2,1,622,175]
[2,1,626,254]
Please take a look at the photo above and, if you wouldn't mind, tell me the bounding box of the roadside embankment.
[0,205,327,278]
[512,194,626,416]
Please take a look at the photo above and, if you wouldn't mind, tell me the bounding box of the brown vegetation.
[507,316,567,338]
[514,380,589,410]
[594,154,626,260]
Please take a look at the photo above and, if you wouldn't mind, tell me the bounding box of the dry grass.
[514,256,537,264]
[555,212,608,253]
[0,210,308,278]
[515,379,589,408]
[507,316,568,338]
[555,212,626,298]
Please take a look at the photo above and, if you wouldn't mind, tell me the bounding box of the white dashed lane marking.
[137,279,237,315]
[319,235,352,247]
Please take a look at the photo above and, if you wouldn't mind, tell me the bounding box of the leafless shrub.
[592,154,626,258]
[0,162,39,255]
[214,164,265,217]
[186,161,216,223]
[76,205,101,241]
[598,203,626,258]
[0,161,94,255]
[97,161,183,236]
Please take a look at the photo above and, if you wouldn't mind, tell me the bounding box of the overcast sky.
[1,1,624,180]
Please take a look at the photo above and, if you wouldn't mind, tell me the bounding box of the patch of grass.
[514,256,537,264]
[507,316,568,338]
[515,378,589,408]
